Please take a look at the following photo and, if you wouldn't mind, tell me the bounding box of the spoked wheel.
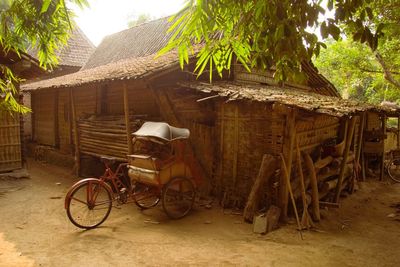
[387,158,400,183]
[66,179,113,229]
[162,177,196,219]
[133,182,160,209]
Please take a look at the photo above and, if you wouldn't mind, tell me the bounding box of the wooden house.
[21,17,393,220]
[23,26,95,142]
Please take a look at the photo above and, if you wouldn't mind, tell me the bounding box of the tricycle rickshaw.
[64,122,200,229]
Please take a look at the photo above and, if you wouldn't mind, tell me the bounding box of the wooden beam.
[380,114,387,181]
[334,117,356,203]
[233,105,239,188]
[280,153,303,239]
[243,154,277,222]
[279,110,296,221]
[355,113,365,183]
[397,116,400,149]
[123,82,133,155]
[303,152,320,222]
[54,89,59,148]
[70,88,80,176]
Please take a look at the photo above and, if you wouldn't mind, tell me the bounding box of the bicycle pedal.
[120,187,127,193]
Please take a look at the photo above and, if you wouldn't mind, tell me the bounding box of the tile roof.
[21,49,186,90]
[27,26,95,68]
[82,17,172,70]
[179,81,395,117]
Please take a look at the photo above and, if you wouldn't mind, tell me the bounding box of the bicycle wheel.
[66,179,113,229]
[133,182,160,209]
[162,177,196,219]
[387,158,400,183]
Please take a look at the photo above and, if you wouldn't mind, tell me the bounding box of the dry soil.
[0,159,399,267]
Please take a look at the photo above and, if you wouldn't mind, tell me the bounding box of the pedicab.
[65,122,199,229]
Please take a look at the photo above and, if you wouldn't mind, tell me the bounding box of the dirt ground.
[0,159,400,267]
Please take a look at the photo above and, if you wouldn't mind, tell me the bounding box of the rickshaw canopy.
[132,122,190,142]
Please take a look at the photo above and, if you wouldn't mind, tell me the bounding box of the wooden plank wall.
[58,88,72,154]
[32,89,56,146]
[0,111,22,172]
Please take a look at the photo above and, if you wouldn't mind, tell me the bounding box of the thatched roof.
[82,17,171,70]
[180,81,395,117]
[21,49,185,91]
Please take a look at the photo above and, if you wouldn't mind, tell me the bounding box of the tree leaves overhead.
[0,0,88,114]
[160,0,385,83]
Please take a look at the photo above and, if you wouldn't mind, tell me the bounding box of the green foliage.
[315,0,400,104]
[160,0,383,82]
[0,0,88,114]
[127,13,153,28]
[314,39,400,104]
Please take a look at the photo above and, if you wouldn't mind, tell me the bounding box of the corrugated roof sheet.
[179,81,395,117]
[82,17,172,70]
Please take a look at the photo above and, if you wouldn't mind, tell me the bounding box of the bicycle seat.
[100,156,116,165]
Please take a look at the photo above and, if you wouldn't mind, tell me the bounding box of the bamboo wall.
[0,111,22,172]
[32,89,57,146]
[215,102,285,201]
[296,113,340,152]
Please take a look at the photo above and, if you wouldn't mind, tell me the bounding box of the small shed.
[0,47,44,172]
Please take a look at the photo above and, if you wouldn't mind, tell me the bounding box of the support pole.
[380,114,387,181]
[123,82,133,155]
[334,117,356,203]
[355,113,365,182]
[303,152,320,222]
[70,88,80,176]
[280,110,296,221]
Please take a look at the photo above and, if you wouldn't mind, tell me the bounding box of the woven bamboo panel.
[366,111,381,131]
[216,101,285,200]
[0,111,22,172]
[296,114,340,152]
[78,115,143,160]
[32,89,56,146]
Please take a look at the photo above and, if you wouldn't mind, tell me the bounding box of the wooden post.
[280,110,296,221]
[296,137,313,229]
[334,117,356,203]
[355,113,365,183]
[380,114,387,181]
[243,154,277,222]
[280,154,303,239]
[397,116,400,149]
[70,88,80,176]
[123,82,133,155]
[303,152,320,222]
[233,105,239,189]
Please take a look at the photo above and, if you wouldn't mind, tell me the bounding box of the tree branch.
[360,68,400,75]
[375,51,400,88]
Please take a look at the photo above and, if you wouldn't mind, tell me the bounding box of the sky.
[71,0,185,46]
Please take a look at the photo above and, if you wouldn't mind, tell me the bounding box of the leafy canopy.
[0,0,88,114]
[160,0,384,83]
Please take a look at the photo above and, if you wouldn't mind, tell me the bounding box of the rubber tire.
[388,158,400,183]
[133,182,160,210]
[66,180,112,229]
[162,177,196,219]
